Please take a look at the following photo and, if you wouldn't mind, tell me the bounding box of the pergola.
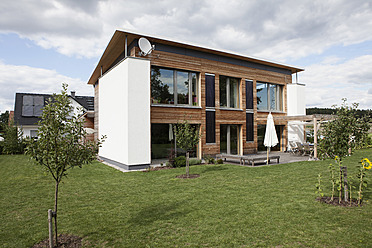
[257,114,335,159]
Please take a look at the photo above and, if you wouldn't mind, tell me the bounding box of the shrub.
[216,159,224,164]
[174,156,186,167]
[204,156,215,164]
[189,158,201,166]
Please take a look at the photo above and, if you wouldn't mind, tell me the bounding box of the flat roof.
[87,29,304,85]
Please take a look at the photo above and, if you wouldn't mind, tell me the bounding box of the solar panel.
[33,96,44,106]
[22,105,33,116]
[23,95,33,105]
[34,105,43,116]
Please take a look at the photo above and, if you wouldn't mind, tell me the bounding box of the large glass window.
[151,67,198,106]
[151,123,197,159]
[220,124,239,155]
[220,76,240,109]
[257,82,283,111]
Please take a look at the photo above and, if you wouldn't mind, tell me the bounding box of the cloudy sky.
[1,0,372,112]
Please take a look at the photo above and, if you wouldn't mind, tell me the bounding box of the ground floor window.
[220,124,239,155]
[257,124,283,151]
[151,123,197,159]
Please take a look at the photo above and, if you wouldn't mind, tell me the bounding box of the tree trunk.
[341,166,349,202]
[186,151,190,178]
[54,181,59,246]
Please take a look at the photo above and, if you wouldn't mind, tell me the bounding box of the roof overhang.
[88,29,304,85]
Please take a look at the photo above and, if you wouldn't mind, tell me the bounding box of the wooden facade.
[89,30,303,158]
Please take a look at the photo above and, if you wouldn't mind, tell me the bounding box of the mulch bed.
[316,196,362,207]
[175,174,200,179]
[32,234,84,248]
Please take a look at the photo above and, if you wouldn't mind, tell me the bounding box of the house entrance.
[220,125,239,155]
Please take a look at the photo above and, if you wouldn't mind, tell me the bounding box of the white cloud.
[0,62,92,112]
[1,0,372,61]
[300,55,372,109]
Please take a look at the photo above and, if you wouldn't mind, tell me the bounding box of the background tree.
[318,98,370,159]
[173,120,200,177]
[0,110,10,135]
[26,83,104,246]
[2,120,24,154]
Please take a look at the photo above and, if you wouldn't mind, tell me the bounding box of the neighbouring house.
[87,29,305,170]
[13,92,95,140]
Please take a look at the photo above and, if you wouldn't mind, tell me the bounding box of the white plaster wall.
[287,84,306,116]
[20,125,39,138]
[287,84,306,144]
[126,58,151,165]
[99,57,150,166]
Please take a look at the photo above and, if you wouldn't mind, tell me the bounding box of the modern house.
[88,29,305,170]
[13,92,95,140]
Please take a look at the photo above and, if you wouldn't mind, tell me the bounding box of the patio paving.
[102,152,314,173]
[151,151,314,168]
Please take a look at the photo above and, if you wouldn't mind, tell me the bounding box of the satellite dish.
[138,37,155,56]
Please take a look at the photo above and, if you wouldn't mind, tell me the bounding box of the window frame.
[151,66,199,106]
[256,81,283,112]
[219,75,240,109]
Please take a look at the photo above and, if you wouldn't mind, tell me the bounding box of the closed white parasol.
[264,113,279,164]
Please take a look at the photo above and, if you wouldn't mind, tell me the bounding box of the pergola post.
[313,116,318,160]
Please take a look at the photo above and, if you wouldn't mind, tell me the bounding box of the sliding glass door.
[220,125,239,155]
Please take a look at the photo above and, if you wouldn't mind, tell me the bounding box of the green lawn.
[1,149,372,247]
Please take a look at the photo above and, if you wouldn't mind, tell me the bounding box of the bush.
[216,159,224,164]
[174,156,186,167]
[189,158,201,166]
[204,156,215,164]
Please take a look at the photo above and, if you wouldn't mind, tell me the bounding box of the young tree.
[319,98,370,158]
[318,99,370,202]
[26,84,104,246]
[173,120,200,177]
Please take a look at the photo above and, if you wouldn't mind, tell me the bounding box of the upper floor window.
[151,67,198,106]
[256,82,283,111]
[220,76,240,109]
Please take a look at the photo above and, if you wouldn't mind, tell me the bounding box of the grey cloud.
[0,0,372,61]
[368,88,372,94]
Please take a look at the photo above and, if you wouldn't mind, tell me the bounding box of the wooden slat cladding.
[151,106,202,124]
[143,49,291,154]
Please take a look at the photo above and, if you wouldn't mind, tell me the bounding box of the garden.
[0,149,371,247]
[1,88,371,247]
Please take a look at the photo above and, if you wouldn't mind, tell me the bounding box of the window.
[220,76,240,108]
[256,82,283,111]
[246,113,254,142]
[151,123,197,159]
[205,74,215,107]
[206,111,215,143]
[30,130,38,138]
[246,80,253,109]
[220,125,239,155]
[151,67,198,106]
[22,95,44,117]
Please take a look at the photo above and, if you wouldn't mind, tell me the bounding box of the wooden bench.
[241,155,280,166]
[216,154,244,165]
[216,154,280,166]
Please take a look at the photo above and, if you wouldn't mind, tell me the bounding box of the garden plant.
[26,83,104,247]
